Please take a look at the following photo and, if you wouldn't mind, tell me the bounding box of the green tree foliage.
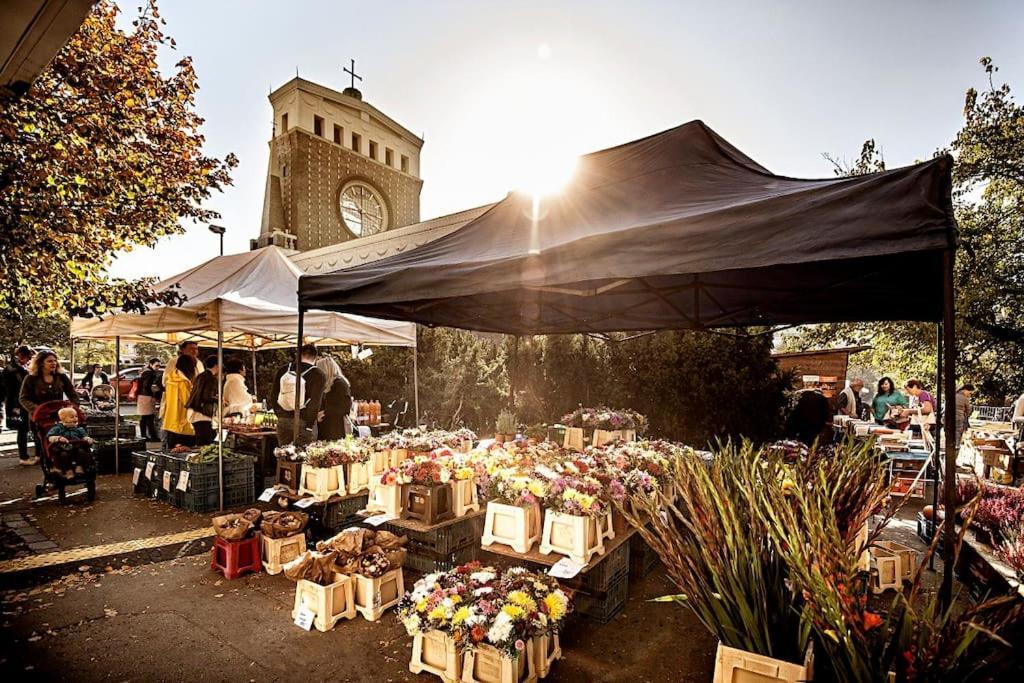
[784,58,1024,402]
[0,1,237,322]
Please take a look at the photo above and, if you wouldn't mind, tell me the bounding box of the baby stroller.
[31,400,97,503]
[91,384,116,412]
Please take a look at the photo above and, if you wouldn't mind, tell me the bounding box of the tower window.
[369,140,378,160]
[333,124,342,145]
[400,155,409,173]
[282,164,288,178]
[385,148,394,167]
[351,132,361,153]
[313,115,324,137]
[281,113,288,133]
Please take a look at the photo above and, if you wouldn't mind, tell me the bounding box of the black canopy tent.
[296,121,960,603]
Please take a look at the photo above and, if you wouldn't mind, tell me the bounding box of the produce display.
[397,562,571,657]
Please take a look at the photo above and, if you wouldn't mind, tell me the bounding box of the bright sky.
[110,0,1024,281]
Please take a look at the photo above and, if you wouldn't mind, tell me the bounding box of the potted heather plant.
[495,410,516,444]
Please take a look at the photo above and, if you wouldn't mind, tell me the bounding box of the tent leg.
[294,309,304,443]
[251,349,258,398]
[114,336,120,476]
[217,331,224,512]
[69,338,76,388]
[413,330,420,427]
[929,322,941,571]
[940,249,957,609]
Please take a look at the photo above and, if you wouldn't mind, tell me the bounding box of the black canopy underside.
[299,121,955,334]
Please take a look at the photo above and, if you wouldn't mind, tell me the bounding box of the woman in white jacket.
[221,357,255,418]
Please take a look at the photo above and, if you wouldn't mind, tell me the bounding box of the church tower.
[252,69,423,253]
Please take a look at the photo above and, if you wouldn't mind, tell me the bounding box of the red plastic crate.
[211,533,262,579]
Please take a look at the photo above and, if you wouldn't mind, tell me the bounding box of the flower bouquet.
[539,474,609,564]
[397,458,455,525]
[559,406,645,449]
[482,470,546,553]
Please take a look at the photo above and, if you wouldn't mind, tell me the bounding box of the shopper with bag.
[187,355,220,446]
[270,344,325,447]
[2,346,36,465]
[136,358,163,441]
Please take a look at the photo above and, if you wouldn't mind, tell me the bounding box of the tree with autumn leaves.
[0,1,236,323]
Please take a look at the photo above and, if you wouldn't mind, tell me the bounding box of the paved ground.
[0,445,962,683]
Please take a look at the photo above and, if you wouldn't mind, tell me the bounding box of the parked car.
[111,366,144,402]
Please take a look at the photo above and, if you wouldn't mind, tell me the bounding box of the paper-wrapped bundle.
[283,550,340,585]
[261,511,309,539]
[211,513,255,541]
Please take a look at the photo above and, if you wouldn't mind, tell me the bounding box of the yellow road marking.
[0,526,213,574]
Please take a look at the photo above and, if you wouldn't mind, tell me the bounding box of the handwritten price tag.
[363,513,396,527]
[177,470,190,492]
[294,606,315,631]
[548,557,586,579]
[258,487,278,503]
[132,467,141,485]
[162,471,172,491]
[293,496,316,509]
[145,461,155,480]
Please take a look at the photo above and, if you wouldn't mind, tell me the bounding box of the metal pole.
[69,338,76,389]
[929,322,941,571]
[294,308,304,443]
[940,249,957,609]
[217,330,224,511]
[251,348,258,398]
[114,336,120,475]
[413,329,420,426]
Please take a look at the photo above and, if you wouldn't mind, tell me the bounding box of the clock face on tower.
[339,181,388,237]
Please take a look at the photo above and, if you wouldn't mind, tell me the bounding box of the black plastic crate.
[88,423,138,440]
[403,544,479,574]
[384,513,484,557]
[180,481,254,512]
[318,494,370,530]
[131,451,152,496]
[628,535,661,579]
[574,572,628,624]
[576,540,629,593]
[95,439,145,474]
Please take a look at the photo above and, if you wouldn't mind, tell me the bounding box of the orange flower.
[863,611,883,631]
[471,625,487,643]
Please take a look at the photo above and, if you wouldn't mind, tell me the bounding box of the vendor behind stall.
[837,378,865,419]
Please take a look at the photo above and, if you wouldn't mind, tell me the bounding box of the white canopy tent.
[70,246,418,508]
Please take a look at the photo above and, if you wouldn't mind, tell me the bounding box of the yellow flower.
[507,590,537,612]
[451,606,471,626]
[579,495,596,511]
[428,606,449,623]
[450,594,462,605]
[416,598,428,613]
[781,478,797,496]
[501,604,525,620]
[543,592,567,621]
[527,480,546,498]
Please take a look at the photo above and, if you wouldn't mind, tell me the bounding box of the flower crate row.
[558,406,646,450]
[400,563,571,682]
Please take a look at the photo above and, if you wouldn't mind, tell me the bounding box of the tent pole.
[929,322,941,571]
[251,348,258,398]
[217,330,224,512]
[69,338,76,388]
[939,249,957,609]
[114,336,120,475]
[413,327,420,427]
[294,308,304,443]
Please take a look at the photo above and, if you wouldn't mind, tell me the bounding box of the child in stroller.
[46,406,96,478]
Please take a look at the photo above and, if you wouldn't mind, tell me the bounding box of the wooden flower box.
[597,510,615,543]
[482,501,542,554]
[402,482,454,525]
[713,642,814,683]
[877,540,918,583]
[370,450,390,477]
[261,532,306,576]
[562,428,585,451]
[367,476,403,517]
[410,630,461,682]
[452,478,480,517]
[291,571,356,632]
[539,510,606,565]
[298,464,346,502]
[353,567,404,621]
[276,458,303,494]
[870,545,902,594]
[346,461,370,494]
[534,634,561,679]
[620,429,636,442]
[591,429,624,447]
[461,643,537,683]
[389,448,409,468]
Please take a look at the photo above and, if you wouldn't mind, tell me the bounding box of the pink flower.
[515,639,525,651]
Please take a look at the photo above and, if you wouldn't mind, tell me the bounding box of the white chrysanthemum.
[402,615,422,634]
[470,571,496,583]
[487,611,514,644]
[505,567,528,576]
[473,587,494,596]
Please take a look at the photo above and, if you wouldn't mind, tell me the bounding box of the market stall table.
[226,427,279,487]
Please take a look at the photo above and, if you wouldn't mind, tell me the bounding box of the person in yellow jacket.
[160,354,197,448]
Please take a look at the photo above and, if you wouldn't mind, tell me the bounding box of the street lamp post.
[208,224,226,256]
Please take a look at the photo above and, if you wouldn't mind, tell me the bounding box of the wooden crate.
[562,428,585,451]
[370,450,390,477]
[367,477,403,516]
[403,483,455,525]
[346,461,370,494]
[276,458,302,493]
[452,478,480,517]
[410,630,461,682]
[461,643,537,683]
[539,511,606,565]
[298,465,346,502]
[389,448,409,468]
[870,546,902,594]
[713,642,814,683]
[877,540,918,583]
[261,533,306,576]
[292,572,356,632]
[592,429,624,447]
[534,634,561,679]
[482,501,541,554]
[353,568,404,621]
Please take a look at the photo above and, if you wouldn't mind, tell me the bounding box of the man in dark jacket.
[270,344,326,446]
[2,347,36,465]
[186,355,220,446]
[136,358,163,441]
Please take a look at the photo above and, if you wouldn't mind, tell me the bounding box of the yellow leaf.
[54,141,64,150]
[23,123,36,133]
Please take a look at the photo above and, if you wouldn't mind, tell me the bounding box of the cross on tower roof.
[343,58,362,90]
